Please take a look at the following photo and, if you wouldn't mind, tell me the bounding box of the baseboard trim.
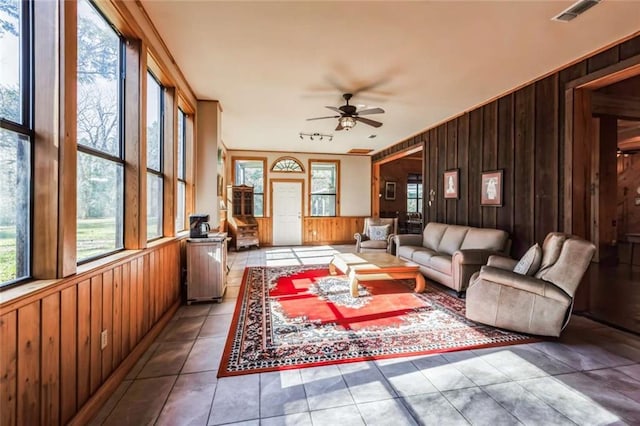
[68,300,181,425]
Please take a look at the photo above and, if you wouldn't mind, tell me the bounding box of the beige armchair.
[465,232,596,337]
[355,217,398,253]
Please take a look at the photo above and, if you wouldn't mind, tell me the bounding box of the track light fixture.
[299,132,333,142]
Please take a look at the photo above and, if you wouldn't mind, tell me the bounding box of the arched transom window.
[271,156,304,172]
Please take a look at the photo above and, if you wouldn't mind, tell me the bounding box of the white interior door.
[272,181,302,246]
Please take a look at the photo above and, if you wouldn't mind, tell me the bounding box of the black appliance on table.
[189,214,211,238]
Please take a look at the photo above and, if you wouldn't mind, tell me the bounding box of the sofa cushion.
[461,228,508,252]
[422,222,448,251]
[368,224,390,241]
[513,244,542,276]
[429,255,452,275]
[411,248,438,264]
[437,225,469,255]
[535,233,568,278]
[397,245,422,260]
[360,239,389,250]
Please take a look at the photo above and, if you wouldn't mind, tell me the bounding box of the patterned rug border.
[218,265,539,377]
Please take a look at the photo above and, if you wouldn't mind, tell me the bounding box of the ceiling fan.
[306,93,384,131]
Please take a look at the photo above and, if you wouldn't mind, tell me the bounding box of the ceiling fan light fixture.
[340,116,356,130]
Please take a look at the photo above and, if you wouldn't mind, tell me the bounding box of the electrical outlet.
[101,329,108,350]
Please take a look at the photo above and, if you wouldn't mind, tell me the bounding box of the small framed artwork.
[444,169,459,199]
[481,170,503,207]
[385,181,396,200]
[217,174,224,196]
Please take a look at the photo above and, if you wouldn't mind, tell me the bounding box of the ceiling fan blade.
[335,122,344,131]
[325,106,343,114]
[352,77,391,96]
[306,115,340,121]
[356,107,385,116]
[355,116,383,128]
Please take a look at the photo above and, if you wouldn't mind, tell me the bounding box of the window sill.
[1,235,187,313]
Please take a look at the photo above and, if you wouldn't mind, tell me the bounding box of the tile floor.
[91,245,640,425]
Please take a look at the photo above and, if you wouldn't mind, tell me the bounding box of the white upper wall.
[226,151,371,217]
[195,101,222,224]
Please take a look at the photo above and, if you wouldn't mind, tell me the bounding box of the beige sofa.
[394,222,510,296]
[465,232,596,337]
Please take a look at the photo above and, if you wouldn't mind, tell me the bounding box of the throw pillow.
[368,224,390,241]
[535,233,567,277]
[513,243,542,276]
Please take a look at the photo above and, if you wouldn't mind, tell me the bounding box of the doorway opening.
[567,60,640,333]
[372,145,425,234]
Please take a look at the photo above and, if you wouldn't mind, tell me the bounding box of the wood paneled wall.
[374,35,640,258]
[304,217,364,245]
[0,240,181,425]
[256,217,273,245]
[618,155,640,242]
[252,217,364,246]
[419,77,559,258]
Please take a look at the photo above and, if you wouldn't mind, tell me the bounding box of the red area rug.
[218,265,536,377]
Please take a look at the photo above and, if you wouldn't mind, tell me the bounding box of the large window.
[407,173,423,213]
[175,108,186,232]
[146,72,163,240]
[0,0,32,286]
[233,158,264,216]
[76,0,124,261]
[310,160,339,217]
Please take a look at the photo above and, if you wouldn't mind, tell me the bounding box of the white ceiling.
[141,1,640,155]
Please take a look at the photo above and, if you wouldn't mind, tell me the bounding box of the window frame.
[308,159,340,217]
[175,107,187,232]
[231,156,266,217]
[76,0,126,264]
[270,156,304,173]
[407,173,423,214]
[146,70,164,241]
[0,0,33,288]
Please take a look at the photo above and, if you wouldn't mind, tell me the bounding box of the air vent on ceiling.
[552,0,600,22]
[348,148,374,155]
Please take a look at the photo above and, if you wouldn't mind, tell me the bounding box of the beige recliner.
[465,232,596,337]
[355,217,398,253]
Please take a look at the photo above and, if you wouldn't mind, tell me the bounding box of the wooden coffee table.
[329,252,426,297]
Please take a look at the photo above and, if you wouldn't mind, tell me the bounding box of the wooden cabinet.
[186,233,228,303]
[227,185,260,250]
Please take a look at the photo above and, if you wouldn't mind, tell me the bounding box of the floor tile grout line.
[612,365,640,382]
[95,379,135,426]
[482,380,574,426]
[532,339,631,372]
[151,374,181,426]
[439,386,494,425]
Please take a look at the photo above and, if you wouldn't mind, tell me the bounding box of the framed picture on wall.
[444,169,459,199]
[481,170,503,206]
[217,174,224,196]
[385,181,396,200]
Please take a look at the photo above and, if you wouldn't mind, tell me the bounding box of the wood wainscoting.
[304,217,365,245]
[255,217,273,246]
[0,239,183,425]
[251,216,365,246]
